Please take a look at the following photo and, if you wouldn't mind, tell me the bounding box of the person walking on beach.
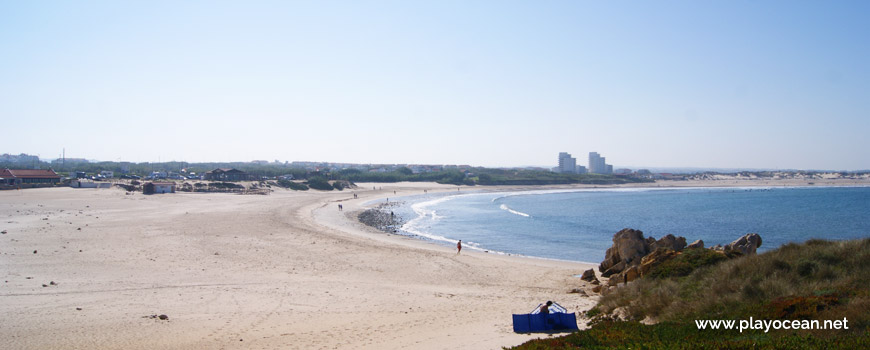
[456,240,462,255]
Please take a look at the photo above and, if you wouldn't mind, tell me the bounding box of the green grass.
[511,238,870,349]
[646,248,729,279]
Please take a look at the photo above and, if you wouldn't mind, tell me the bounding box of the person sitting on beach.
[539,301,552,315]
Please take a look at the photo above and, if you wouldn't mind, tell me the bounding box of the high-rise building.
[557,152,577,174]
[588,152,612,174]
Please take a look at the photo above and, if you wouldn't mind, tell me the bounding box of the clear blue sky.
[2,1,868,170]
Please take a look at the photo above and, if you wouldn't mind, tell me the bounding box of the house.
[0,168,61,186]
[204,168,250,181]
[100,171,114,178]
[143,182,175,194]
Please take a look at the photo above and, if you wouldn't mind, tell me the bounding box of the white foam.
[399,194,512,254]
[400,195,462,244]
[499,204,531,218]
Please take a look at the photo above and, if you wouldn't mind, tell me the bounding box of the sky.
[1,1,868,170]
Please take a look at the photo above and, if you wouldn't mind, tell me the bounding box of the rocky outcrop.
[358,206,404,233]
[724,233,762,255]
[598,229,691,281]
[596,229,762,287]
[639,248,679,276]
[649,234,687,252]
[599,228,649,277]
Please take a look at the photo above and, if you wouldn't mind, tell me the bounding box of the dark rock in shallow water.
[358,203,405,233]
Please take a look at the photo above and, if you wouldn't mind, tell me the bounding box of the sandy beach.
[0,182,597,350]
[2,177,868,349]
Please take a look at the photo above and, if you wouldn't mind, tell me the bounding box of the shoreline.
[346,178,870,265]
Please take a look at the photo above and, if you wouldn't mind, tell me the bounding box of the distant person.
[540,301,552,315]
[457,240,462,255]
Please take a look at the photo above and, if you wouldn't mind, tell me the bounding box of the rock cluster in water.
[358,203,404,233]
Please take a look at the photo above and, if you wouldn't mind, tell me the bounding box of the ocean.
[388,186,870,264]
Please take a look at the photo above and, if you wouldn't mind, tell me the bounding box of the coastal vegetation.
[2,160,651,186]
[274,179,309,191]
[334,167,650,186]
[512,238,870,349]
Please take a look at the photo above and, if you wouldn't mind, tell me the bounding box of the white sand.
[0,183,597,350]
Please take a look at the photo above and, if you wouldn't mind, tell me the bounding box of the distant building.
[557,152,578,174]
[143,182,175,194]
[0,153,40,165]
[204,168,250,181]
[0,168,61,186]
[576,165,587,174]
[51,158,88,165]
[614,168,633,175]
[588,152,612,174]
[100,171,114,178]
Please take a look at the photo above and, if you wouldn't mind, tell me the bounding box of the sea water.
[391,186,870,263]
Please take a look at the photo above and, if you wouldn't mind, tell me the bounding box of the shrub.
[647,248,727,279]
[306,177,333,191]
[529,238,870,350]
[287,182,309,191]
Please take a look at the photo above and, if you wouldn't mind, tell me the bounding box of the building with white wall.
[557,152,577,174]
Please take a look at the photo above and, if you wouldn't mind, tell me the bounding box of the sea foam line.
[499,204,531,218]
[398,194,511,254]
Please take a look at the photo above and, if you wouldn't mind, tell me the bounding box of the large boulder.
[724,233,762,255]
[580,269,600,285]
[687,239,704,249]
[649,234,687,252]
[598,228,649,275]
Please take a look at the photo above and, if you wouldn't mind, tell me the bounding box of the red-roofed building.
[0,168,61,186]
